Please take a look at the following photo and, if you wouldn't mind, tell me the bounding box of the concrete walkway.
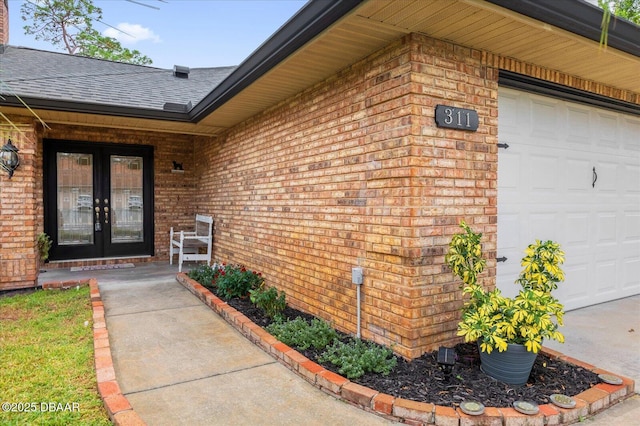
[39,262,639,425]
[544,294,640,424]
[41,263,396,425]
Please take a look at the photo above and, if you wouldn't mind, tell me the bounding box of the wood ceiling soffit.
[31,110,223,136]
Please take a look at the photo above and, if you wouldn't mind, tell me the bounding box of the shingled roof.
[0,46,236,112]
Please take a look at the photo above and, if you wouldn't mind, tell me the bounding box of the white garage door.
[497,88,640,311]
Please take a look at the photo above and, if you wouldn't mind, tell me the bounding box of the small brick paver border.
[43,279,146,426]
[176,272,636,425]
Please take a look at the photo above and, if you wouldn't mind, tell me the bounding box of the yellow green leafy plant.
[445,221,566,354]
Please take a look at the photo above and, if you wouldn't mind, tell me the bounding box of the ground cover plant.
[0,286,111,426]
[266,317,396,379]
[187,265,599,408]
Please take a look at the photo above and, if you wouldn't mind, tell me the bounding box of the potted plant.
[445,221,566,385]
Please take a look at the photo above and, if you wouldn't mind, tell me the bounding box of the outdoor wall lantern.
[0,138,20,178]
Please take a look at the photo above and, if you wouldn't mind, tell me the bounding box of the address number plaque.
[435,105,479,131]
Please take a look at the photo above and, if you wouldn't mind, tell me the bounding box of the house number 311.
[435,105,479,131]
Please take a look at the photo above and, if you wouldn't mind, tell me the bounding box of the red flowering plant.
[212,263,264,300]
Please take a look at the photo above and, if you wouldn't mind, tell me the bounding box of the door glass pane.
[111,155,143,243]
[57,153,94,245]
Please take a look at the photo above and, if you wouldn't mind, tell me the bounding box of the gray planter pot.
[478,342,537,386]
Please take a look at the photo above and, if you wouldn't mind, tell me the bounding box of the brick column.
[0,0,9,46]
[0,121,40,290]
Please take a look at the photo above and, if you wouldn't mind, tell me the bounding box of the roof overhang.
[0,105,222,137]
[5,0,639,136]
[193,0,639,135]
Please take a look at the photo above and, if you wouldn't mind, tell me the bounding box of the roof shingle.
[0,46,235,111]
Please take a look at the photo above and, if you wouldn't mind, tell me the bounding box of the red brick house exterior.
[195,34,501,357]
[1,0,638,358]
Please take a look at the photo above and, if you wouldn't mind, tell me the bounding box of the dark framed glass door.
[44,140,154,261]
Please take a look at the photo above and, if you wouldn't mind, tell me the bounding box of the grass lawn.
[0,286,111,425]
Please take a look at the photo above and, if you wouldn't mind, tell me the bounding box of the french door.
[44,141,154,261]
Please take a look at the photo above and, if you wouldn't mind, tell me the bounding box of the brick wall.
[0,118,40,290]
[0,0,8,46]
[193,33,499,358]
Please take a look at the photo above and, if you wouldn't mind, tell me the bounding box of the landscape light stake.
[437,346,456,380]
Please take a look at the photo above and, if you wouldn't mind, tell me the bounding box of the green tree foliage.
[21,0,152,65]
[599,0,640,47]
[600,0,640,23]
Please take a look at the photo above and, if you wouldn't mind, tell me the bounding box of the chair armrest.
[171,230,198,245]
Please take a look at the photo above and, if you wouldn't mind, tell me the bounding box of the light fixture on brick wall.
[0,138,19,178]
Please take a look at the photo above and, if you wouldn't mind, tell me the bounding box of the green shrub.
[318,338,397,379]
[249,284,286,320]
[446,221,566,354]
[37,232,52,262]
[214,263,264,300]
[266,317,338,350]
[187,264,217,288]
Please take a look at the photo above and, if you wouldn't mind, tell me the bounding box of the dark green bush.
[249,285,286,320]
[318,338,397,379]
[214,264,264,300]
[266,317,338,350]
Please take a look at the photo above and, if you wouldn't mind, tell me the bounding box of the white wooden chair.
[169,214,214,272]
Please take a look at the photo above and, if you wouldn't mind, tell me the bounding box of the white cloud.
[103,23,161,45]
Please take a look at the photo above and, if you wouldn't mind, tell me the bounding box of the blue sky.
[8,0,308,69]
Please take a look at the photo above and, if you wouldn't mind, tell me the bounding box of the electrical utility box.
[352,267,363,285]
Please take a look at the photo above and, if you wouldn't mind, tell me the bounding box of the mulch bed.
[227,296,600,408]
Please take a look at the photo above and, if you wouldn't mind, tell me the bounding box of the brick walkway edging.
[176,273,635,426]
[43,279,146,426]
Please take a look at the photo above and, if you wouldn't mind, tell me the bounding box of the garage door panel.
[565,213,589,248]
[595,212,617,245]
[499,92,520,133]
[526,212,559,242]
[624,165,640,194]
[567,106,591,143]
[498,87,640,311]
[566,159,591,191]
[498,212,520,248]
[499,150,522,191]
[531,98,560,141]
[623,257,640,291]
[595,259,618,297]
[595,161,618,192]
[596,112,619,147]
[556,258,590,310]
[530,154,560,191]
[622,119,640,149]
[624,212,640,241]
